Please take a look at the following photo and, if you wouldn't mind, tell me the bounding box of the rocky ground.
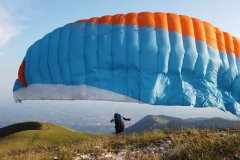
[52,139,173,160]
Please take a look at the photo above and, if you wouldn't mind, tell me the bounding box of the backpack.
[114,113,123,126]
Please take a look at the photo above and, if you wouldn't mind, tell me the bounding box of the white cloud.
[0,8,20,48]
[0,0,33,53]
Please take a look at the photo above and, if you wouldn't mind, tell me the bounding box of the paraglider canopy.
[13,12,240,117]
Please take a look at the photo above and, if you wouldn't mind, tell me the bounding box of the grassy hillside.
[0,121,240,160]
[0,122,96,155]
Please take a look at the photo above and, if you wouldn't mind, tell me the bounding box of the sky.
[0,0,240,122]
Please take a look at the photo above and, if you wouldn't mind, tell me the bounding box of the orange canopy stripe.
[74,12,240,56]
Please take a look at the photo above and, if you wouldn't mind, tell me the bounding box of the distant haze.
[0,100,238,133]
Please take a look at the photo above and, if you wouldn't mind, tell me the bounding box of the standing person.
[110,113,131,135]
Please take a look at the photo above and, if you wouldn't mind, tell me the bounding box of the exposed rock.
[80,153,91,159]
[104,152,113,158]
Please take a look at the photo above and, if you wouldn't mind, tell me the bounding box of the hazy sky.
[0,0,240,120]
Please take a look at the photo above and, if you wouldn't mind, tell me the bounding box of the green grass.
[0,121,240,160]
[0,122,96,151]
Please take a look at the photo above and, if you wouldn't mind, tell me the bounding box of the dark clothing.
[112,113,130,135]
[114,116,129,133]
[115,122,125,133]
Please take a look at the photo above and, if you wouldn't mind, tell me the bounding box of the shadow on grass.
[0,122,42,138]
